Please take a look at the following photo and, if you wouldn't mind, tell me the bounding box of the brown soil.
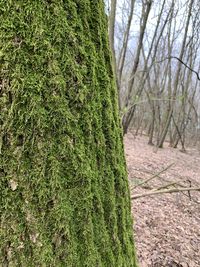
[124,133,200,267]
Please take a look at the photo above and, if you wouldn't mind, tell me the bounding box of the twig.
[131,187,200,200]
[132,163,174,189]
[154,182,177,191]
[187,179,192,201]
[156,56,200,80]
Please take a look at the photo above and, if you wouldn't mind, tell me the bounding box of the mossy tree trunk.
[0,1,137,266]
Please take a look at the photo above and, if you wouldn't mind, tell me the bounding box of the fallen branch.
[131,187,200,200]
[132,163,174,189]
[154,182,177,191]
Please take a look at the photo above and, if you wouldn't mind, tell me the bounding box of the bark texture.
[0,1,137,266]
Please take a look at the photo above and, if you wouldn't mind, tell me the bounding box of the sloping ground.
[124,133,200,267]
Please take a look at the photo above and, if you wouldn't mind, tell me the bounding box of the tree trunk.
[109,0,121,109]
[0,1,137,266]
[117,0,136,86]
[158,0,193,148]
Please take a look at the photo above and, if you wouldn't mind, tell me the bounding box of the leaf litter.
[124,133,200,267]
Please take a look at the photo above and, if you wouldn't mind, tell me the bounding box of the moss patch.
[0,1,137,266]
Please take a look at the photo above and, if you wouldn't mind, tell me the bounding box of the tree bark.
[0,1,137,266]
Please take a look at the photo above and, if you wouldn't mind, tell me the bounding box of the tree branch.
[132,163,174,189]
[131,187,200,200]
[156,56,200,80]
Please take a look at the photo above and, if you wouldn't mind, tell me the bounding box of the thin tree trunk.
[158,0,193,147]
[125,0,152,108]
[109,0,121,109]
[118,0,136,86]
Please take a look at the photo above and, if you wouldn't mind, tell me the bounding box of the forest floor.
[124,133,200,267]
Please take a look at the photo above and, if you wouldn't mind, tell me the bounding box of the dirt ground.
[124,133,200,267]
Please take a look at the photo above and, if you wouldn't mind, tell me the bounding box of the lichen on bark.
[0,1,137,266]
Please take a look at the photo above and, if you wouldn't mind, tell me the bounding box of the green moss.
[0,0,137,266]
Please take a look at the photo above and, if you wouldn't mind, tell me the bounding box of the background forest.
[107,0,200,150]
[107,1,200,266]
